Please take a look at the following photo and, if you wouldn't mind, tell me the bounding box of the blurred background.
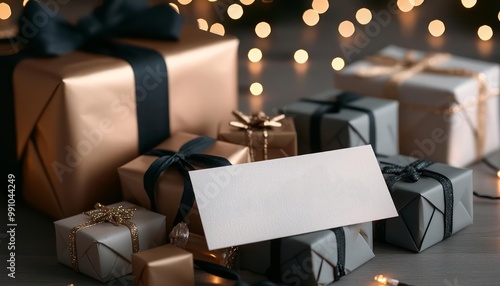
[2,0,500,113]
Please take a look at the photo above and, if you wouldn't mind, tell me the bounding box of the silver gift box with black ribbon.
[239,223,374,285]
[375,155,473,252]
[283,89,398,156]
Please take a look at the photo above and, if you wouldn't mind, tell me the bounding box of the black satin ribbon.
[381,159,454,240]
[143,137,231,226]
[330,227,346,281]
[0,0,183,175]
[301,91,376,153]
[267,227,346,283]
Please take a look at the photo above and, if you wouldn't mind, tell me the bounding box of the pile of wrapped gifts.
[5,0,497,285]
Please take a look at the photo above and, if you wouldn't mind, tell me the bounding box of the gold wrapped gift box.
[132,244,195,286]
[118,132,250,236]
[16,27,238,219]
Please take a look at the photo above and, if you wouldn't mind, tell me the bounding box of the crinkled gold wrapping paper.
[118,132,250,236]
[218,117,297,162]
[132,244,194,286]
[54,201,167,282]
[15,27,238,219]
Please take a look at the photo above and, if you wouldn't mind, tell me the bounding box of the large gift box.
[218,111,297,161]
[284,89,398,156]
[5,1,239,219]
[132,244,194,286]
[376,155,473,252]
[118,132,250,236]
[334,45,500,167]
[239,223,374,285]
[54,201,167,282]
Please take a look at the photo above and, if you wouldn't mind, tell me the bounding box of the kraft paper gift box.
[375,155,473,252]
[239,223,374,285]
[284,89,398,156]
[132,244,195,286]
[218,111,298,162]
[54,201,167,282]
[334,45,500,167]
[2,0,239,219]
[118,132,250,236]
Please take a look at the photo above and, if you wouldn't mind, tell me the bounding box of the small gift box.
[334,45,500,167]
[118,132,250,236]
[284,89,398,156]
[132,244,194,286]
[239,223,374,285]
[5,0,239,219]
[375,155,473,252]
[218,111,297,162]
[54,201,167,282]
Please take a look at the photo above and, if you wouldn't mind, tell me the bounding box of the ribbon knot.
[382,159,432,186]
[143,136,231,226]
[84,203,137,226]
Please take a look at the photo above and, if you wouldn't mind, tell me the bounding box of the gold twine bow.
[229,110,285,161]
[357,50,492,160]
[69,203,139,271]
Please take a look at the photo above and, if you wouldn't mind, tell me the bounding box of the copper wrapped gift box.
[240,223,374,285]
[1,0,238,219]
[218,111,297,162]
[132,244,195,286]
[375,155,473,252]
[118,132,250,236]
[54,201,167,282]
[284,89,399,156]
[334,45,499,167]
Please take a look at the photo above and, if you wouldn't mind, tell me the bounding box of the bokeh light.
[461,0,477,9]
[338,20,355,38]
[255,22,271,38]
[397,0,414,12]
[178,0,191,5]
[303,9,320,26]
[250,82,263,96]
[410,0,424,6]
[478,25,493,41]
[169,3,180,13]
[331,57,345,71]
[210,23,225,36]
[0,2,12,20]
[312,0,329,14]
[23,0,29,6]
[197,18,208,31]
[294,49,309,64]
[428,20,445,37]
[356,8,372,25]
[248,48,263,63]
[240,0,254,5]
[227,4,243,20]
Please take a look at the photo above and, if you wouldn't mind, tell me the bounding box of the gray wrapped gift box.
[335,45,500,167]
[376,155,473,252]
[240,223,374,285]
[54,201,167,282]
[284,89,398,156]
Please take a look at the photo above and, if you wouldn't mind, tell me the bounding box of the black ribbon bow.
[1,0,183,178]
[381,159,454,240]
[143,137,231,227]
[301,91,376,153]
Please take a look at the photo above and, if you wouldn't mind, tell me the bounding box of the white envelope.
[189,145,398,250]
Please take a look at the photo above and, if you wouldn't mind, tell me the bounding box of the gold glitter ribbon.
[68,203,139,271]
[229,110,285,161]
[357,51,492,160]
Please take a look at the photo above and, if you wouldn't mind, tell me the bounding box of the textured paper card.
[189,145,398,250]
